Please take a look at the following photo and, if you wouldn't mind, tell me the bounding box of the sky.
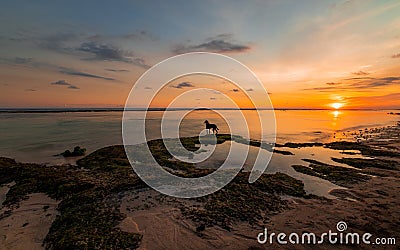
[0,0,399,109]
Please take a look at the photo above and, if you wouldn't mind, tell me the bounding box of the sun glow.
[330,102,344,109]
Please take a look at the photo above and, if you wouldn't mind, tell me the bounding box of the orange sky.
[0,1,399,109]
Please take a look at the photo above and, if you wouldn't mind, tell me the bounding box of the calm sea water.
[0,110,399,165]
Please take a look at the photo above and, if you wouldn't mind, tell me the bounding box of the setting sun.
[331,103,344,110]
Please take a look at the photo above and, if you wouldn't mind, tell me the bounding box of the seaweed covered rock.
[60,146,86,157]
[293,159,370,188]
[0,154,144,249]
[181,172,309,231]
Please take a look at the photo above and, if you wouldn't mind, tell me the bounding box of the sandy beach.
[0,192,59,250]
[118,189,259,250]
[0,121,399,249]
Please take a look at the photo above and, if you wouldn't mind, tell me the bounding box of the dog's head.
[204,120,209,124]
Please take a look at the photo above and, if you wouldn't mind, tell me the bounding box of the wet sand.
[118,189,260,250]
[0,193,59,250]
[269,175,399,249]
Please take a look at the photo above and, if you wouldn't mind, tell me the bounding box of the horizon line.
[0,107,399,113]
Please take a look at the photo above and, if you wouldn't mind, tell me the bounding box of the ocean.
[0,109,399,165]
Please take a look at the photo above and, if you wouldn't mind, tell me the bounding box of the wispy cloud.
[59,67,115,81]
[302,86,338,91]
[32,32,152,69]
[87,29,158,42]
[13,57,33,64]
[392,53,400,58]
[39,33,77,53]
[50,80,79,90]
[1,56,118,82]
[122,30,158,41]
[51,80,70,86]
[77,42,131,61]
[76,41,150,69]
[344,77,374,80]
[171,82,194,89]
[0,57,34,65]
[356,77,400,88]
[326,82,341,85]
[352,70,369,75]
[105,68,130,72]
[303,76,400,91]
[172,34,251,54]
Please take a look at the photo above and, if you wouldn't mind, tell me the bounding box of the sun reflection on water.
[332,110,341,118]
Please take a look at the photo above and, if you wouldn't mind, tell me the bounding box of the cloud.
[5,31,151,69]
[206,33,234,41]
[246,88,254,91]
[0,57,34,65]
[380,77,400,81]
[50,80,79,90]
[76,42,150,68]
[172,35,251,54]
[105,68,130,72]
[326,82,341,85]
[303,76,400,91]
[59,67,115,81]
[122,30,158,41]
[13,57,33,64]
[130,58,150,69]
[391,53,400,58]
[0,57,119,82]
[302,86,338,91]
[144,86,152,89]
[352,70,369,75]
[210,97,217,100]
[87,30,158,42]
[358,77,400,88]
[77,42,131,61]
[51,80,70,86]
[25,88,37,91]
[232,89,239,92]
[40,33,78,53]
[171,82,194,89]
[344,77,374,80]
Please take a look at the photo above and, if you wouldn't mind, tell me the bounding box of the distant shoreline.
[0,108,399,113]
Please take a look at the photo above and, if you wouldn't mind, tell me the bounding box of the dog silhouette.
[204,120,219,134]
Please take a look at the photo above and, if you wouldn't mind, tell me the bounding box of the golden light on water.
[333,110,340,118]
[331,102,344,109]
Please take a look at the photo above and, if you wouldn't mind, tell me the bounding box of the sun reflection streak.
[333,110,340,118]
